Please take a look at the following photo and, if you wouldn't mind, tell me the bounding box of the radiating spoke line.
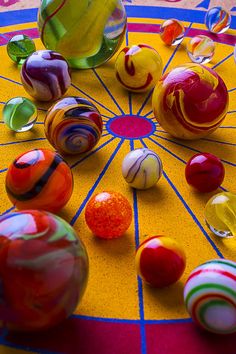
[0,137,46,147]
[148,136,186,163]
[228,87,236,93]
[219,126,236,129]
[0,75,22,86]
[228,110,236,114]
[0,168,8,173]
[102,133,110,138]
[128,92,132,115]
[70,138,124,225]
[136,90,153,116]
[162,170,223,257]
[144,110,153,117]
[70,137,115,169]
[71,83,117,116]
[201,138,236,146]
[212,52,234,69]
[0,206,15,217]
[92,69,125,115]
[130,139,147,354]
[163,22,193,75]
[101,114,113,119]
[153,134,236,167]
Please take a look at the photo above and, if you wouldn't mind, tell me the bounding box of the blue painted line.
[70,137,114,169]
[0,168,8,173]
[92,69,125,115]
[0,206,15,217]
[131,139,147,354]
[219,185,228,192]
[196,0,210,9]
[141,140,148,148]
[201,138,236,147]
[70,139,124,225]
[38,107,47,112]
[0,137,46,147]
[101,114,112,119]
[149,136,186,164]
[153,134,236,167]
[219,126,236,129]
[146,318,193,325]
[136,90,153,116]
[1,7,236,29]
[212,52,234,69]
[228,110,236,114]
[72,314,140,324]
[0,75,22,86]
[102,133,110,137]
[228,87,236,93]
[144,110,153,117]
[71,83,116,116]
[163,170,224,258]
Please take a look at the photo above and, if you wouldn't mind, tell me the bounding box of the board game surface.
[0,1,236,353]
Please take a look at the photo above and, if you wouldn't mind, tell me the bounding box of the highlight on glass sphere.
[7,34,36,64]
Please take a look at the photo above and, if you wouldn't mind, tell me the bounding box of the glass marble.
[21,50,71,102]
[38,0,127,69]
[205,192,236,238]
[187,35,215,64]
[115,44,163,92]
[205,7,231,34]
[85,191,132,239]
[135,236,186,288]
[152,63,229,140]
[44,97,103,155]
[0,210,89,332]
[160,19,185,46]
[184,259,236,334]
[122,148,163,190]
[5,149,73,213]
[7,34,36,64]
[185,152,225,193]
[3,97,37,132]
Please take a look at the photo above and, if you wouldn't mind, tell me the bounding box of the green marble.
[3,97,37,132]
[38,0,127,69]
[7,35,36,64]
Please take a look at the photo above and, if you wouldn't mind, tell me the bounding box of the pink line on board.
[0,28,39,46]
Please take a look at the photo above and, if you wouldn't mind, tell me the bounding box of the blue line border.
[0,6,235,28]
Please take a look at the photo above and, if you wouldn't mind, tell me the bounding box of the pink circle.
[108,115,155,139]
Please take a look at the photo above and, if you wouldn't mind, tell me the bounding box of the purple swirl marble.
[20,50,71,102]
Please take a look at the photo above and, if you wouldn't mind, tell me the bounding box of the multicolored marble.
[3,97,37,132]
[38,0,127,69]
[187,35,215,64]
[122,148,163,189]
[152,63,229,140]
[205,6,231,34]
[5,149,73,213]
[44,97,103,155]
[184,259,236,334]
[20,50,71,101]
[160,19,185,46]
[7,34,36,64]
[185,152,225,193]
[0,210,89,332]
[135,236,186,288]
[115,44,163,92]
[205,192,236,238]
[85,191,132,239]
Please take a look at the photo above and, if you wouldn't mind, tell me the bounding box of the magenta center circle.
[107,115,155,139]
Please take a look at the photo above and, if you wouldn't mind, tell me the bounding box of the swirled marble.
[115,44,163,92]
[160,19,185,46]
[44,97,103,155]
[0,210,89,331]
[38,0,127,69]
[5,148,73,213]
[187,35,215,64]
[152,63,229,140]
[184,259,236,334]
[122,148,163,189]
[20,50,71,101]
[205,6,231,34]
[205,192,236,238]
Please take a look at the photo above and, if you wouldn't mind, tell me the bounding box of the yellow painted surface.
[0,14,235,336]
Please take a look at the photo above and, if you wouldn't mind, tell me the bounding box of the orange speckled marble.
[85,191,132,239]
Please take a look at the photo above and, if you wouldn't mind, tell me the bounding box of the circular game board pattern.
[0,5,236,354]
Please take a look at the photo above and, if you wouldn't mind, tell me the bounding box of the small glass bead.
[187,35,215,64]
[205,7,231,34]
[3,97,37,132]
[7,35,36,64]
